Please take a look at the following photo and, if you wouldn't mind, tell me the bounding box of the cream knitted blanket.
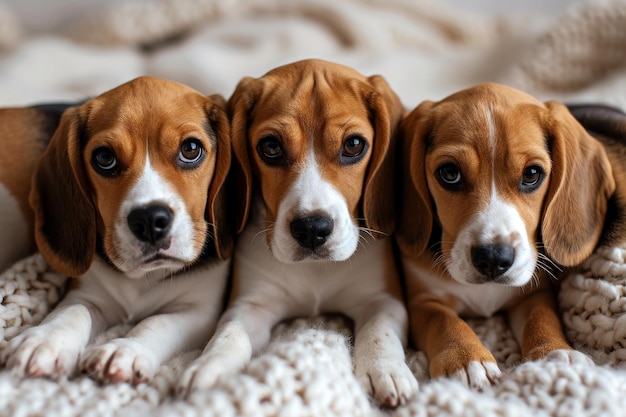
[1,0,626,416]
[2,252,626,417]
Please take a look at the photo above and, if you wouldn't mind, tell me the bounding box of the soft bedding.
[1,1,626,415]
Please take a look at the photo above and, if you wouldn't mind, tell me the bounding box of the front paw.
[176,353,239,398]
[429,345,501,389]
[80,338,157,385]
[355,359,418,408]
[537,348,595,366]
[1,325,82,379]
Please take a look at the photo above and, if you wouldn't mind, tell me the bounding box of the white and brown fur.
[1,76,233,385]
[177,59,418,408]
[396,83,610,388]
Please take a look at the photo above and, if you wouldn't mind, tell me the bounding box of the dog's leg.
[411,298,501,389]
[80,306,217,385]
[1,299,106,379]
[508,288,594,365]
[78,264,229,385]
[350,295,418,408]
[176,302,279,397]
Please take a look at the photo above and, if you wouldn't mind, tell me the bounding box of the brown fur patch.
[0,106,71,249]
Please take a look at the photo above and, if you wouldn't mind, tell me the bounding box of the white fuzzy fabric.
[3,253,626,416]
[1,0,626,415]
[561,247,626,366]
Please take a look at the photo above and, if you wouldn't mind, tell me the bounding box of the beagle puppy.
[0,103,74,272]
[396,83,609,388]
[1,76,233,385]
[177,59,417,407]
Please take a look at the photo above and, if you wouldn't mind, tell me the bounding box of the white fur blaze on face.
[113,153,197,275]
[447,189,536,286]
[271,152,359,263]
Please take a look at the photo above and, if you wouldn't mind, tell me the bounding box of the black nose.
[471,244,516,279]
[290,215,334,250]
[127,205,173,244]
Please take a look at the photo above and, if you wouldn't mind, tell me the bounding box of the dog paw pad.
[357,360,418,408]
[80,339,156,385]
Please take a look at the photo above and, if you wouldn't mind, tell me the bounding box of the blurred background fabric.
[0,0,624,109]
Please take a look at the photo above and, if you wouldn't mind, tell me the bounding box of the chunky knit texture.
[3,253,626,416]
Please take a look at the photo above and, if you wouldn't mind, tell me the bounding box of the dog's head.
[30,76,232,277]
[229,59,404,263]
[397,83,615,286]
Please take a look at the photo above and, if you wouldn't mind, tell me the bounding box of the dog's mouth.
[291,246,332,262]
[137,247,189,267]
[142,252,182,264]
[115,248,190,277]
[465,273,516,286]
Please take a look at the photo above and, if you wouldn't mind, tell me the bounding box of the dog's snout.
[471,244,515,280]
[127,205,173,245]
[290,216,334,250]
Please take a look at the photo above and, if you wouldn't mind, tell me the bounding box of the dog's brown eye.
[436,163,462,190]
[343,135,365,156]
[340,135,368,165]
[520,165,545,193]
[179,138,204,166]
[257,136,284,165]
[91,147,119,176]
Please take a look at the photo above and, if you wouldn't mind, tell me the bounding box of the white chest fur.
[61,256,230,325]
[234,216,395,318]
[402,258,522,317]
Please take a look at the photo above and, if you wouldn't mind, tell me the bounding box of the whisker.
[430,250,450,276]
[356,238,369,252]
[357,238,371,251]
[536,252,563,273]
[359,228,376,239]
[535,259,559,282]
[251,222,275,247]
[358,228,378,247]
[421,240,454,275]
[201,221,216,242]
[169,268,175,288]
[354,218,389,237]
[528,274,535,291]
[143,271,153,290]
[358,226,389,238]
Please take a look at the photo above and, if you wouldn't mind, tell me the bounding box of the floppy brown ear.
[541,101,615,266]
[361,75,405,237]
[208,93,227,110]
[228,77,256,233]
[205,95,233,260]
[395,100,436,257]
[29,106,97,276]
